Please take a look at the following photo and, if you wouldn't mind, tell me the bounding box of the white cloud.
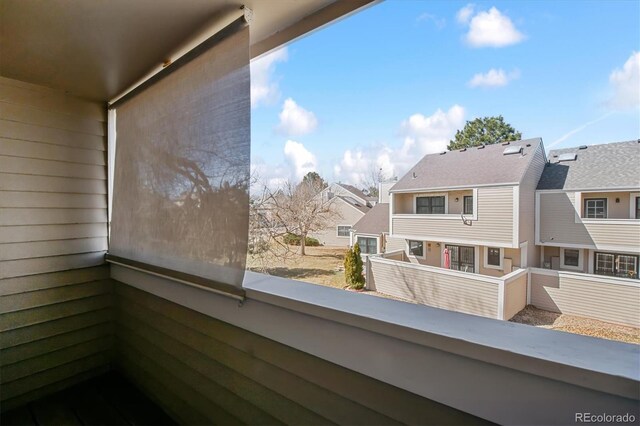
[468,68,520,88]
[333,105,465,185]
[608,51,640,109]
[276,98,318,136]
[462,7,524,48]
[417,13,446,29]
[456,4,474,24]
[399,105,466,157]
[284,140,317,181]
[250,47,288,108]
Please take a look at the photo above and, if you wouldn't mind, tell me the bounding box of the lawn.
[247,245,349,289]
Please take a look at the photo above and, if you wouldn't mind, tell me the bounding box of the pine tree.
[344,243,365,289]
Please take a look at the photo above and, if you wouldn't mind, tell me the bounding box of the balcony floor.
[1,372,176,426]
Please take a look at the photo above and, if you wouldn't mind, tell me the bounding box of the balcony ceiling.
[0,0,368,101]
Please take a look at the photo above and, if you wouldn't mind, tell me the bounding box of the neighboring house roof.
[336,195,370,214]
[390,138,543,192]
[352,203,389,234]
[336,183,369,202]
[537,140,640,191]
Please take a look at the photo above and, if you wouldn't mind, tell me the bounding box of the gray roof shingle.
[352,203,389,234]
[336,195,370,213]
[390,138,543,192]
[537,140,640,190]
[336,183,369,202]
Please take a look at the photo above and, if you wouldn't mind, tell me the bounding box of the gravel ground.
[510,305,640,344]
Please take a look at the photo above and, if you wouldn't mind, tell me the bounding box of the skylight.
[503,146,523,155]
[558,153,577,162]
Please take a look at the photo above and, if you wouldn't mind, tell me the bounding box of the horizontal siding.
[369,258,499,318]
[385,236,405,252]
[530,272,640,327]
[0,78,110,408]
[539,192,640,250]
[503,275,527,320]
[115,283,480,426]
[392,186,514,245]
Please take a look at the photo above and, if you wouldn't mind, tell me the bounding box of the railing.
[366,255,527,320]
[529,268,640,327]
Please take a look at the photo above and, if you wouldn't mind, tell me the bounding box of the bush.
[344,243,365,289]
[283,233,320,247]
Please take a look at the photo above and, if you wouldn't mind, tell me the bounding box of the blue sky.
[250,0,639,189]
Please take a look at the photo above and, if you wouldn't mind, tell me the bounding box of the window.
[337,226,351,237]
[408,240,424,257]
[487,247,501,267]
[563,249,580,267]
[636,197,640,219]
[357,237,377,255]
[584,198,607,218]
[416,196,445,214]
[463,196,473,215]
[446,245,475,272]
[595,252,638,279]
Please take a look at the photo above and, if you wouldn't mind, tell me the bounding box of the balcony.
[537,191,640,251]
[391,186,516,247]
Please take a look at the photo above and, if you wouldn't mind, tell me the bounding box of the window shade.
[109,24,250,290]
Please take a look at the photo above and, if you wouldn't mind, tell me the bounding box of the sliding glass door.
[446,245,475,272]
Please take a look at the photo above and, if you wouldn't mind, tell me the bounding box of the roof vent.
[412,172,417,179]
[503,146,523,155]
[502,141,511,146]
[579,145,587,150]
[477,145,485,149]
[526,144,531,147]
[460,148,467,152]
[558,153,577,162]
[440,151,447,155]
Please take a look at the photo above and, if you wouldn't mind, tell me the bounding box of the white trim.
[406,239,426,260]
[512,186,519,246]
[573,191,582,222]
[354,232,381,238]
[534,191,541,245]
[484,246,504,270]
[497,279,505,320]
[580,219,640,224]
[393,213,459,220]
[587,249,594,274]
[413,192,448,214]
[390,182,519,193]
[526,269,531,304]
[520,241,528,268]
[391,233,515,249]
[536,187,640,193]
[630,193,640,219]
[537,241,640,253]
[107,109,116,231]
[389,192,394,236]
[560,248,583,271]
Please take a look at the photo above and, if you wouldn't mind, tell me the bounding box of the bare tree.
[251,178,340,256]
[362,165,392,198]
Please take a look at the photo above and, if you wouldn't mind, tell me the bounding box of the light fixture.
[455,197,459,202]
[616,198,620,203]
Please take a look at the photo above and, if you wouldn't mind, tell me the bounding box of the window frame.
[407,240,425,259]
[583,198,607,219]
[357,236,378,255]
[337,225,351,237]
[560,248,582,271]
[463,195,474,215]
[446,244,476,273]
[483,246,504,270]
[594,252,639,279]
[414,193,447,215]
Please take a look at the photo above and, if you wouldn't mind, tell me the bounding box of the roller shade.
[109,20,250,294]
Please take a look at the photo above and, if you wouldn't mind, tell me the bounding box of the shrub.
[283,233,321,247]
[344,243,365,289]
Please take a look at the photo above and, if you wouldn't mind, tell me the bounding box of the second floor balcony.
[391,186,518,248]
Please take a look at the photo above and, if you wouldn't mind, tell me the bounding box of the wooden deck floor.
[1,372,176,426]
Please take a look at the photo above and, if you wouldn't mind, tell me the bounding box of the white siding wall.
[0,77,111,409]
[311,198,365,247]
